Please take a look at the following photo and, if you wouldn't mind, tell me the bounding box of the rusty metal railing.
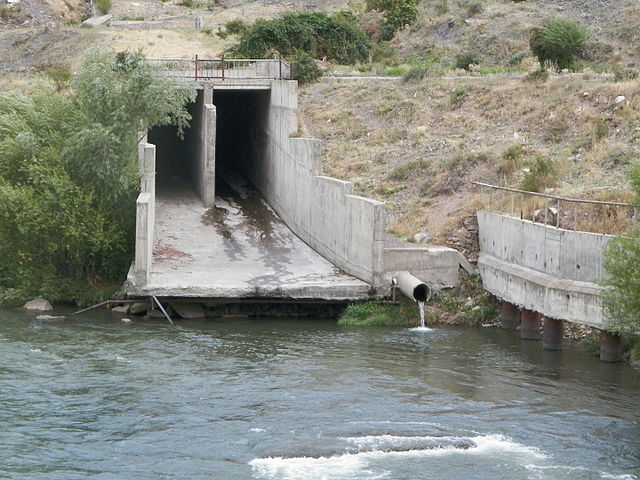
[146,56,291,80]
[472,181,636,234]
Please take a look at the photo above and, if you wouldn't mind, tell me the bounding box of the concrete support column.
[520,309,541,340]
[600,331,623,362]
[542,316,563,351]
[135,192,153,285]
[500,302,520,330]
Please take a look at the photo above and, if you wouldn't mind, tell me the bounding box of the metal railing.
[472,181,636,233]
[146,56,291,80]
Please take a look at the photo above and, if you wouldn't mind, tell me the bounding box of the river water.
[1,308,638,480]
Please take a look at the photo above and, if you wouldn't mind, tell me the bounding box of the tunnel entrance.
[213,89,269,189]
[148,90,202,194]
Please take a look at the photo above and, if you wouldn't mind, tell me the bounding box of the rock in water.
[111,305,129,314]
[121,318,132,323]
[35,315,65,321]
[129,302,149,315]
[23,298,53,312]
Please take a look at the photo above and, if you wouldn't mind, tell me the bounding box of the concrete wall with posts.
[135,143,157,285]
[249,80,386,287]
[477,210,610,328]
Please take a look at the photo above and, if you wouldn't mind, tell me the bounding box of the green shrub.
[507,51,528,66]
[0,49,196,306]
[44,67,72,92]
[290,51,323,84]
[366,0,418,29]
[387,158,428,181]
[225,19,248,35]
[455,51,479,71]
[594,120,608,142]
[529,18,588,70]
[613,65,639,82]
[449,87,466,105]
[227,12,370,65]
[521,155,557,192]
[523,68,549,82]
[94,0,112,14]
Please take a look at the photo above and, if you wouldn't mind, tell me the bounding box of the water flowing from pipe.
[418,301,425,328]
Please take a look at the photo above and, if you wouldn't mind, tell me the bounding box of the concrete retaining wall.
[477,210,611,327]
[247,80,386,287]
[384,246,463,289]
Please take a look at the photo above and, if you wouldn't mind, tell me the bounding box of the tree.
[0,48,196,306]
[602,162,640,336]
[530,18,588,70]
[365,0,418,31]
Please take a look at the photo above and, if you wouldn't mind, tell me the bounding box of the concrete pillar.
[520,309,541,340]
[135,193,152,285]
[500,302,520,330]
[600,331,623,362]
[542,316,563,351]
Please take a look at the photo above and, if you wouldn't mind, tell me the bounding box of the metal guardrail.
[146,56,291,80]
[472,181,636,233]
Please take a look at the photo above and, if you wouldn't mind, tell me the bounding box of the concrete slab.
[126,175,373,300]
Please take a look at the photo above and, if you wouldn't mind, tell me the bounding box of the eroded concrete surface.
[129,173,372,299]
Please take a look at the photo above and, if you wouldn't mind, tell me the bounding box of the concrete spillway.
[129,173,371,299]
[125,77,467,301]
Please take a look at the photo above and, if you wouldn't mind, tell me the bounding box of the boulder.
[23,298,53,312]
[414,233,431,244]
[81,14,112,27]
[129,302,149,315]
[111,305,129,314]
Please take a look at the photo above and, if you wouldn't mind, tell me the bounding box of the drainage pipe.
[396,272,431,303]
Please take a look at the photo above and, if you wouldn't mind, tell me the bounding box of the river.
[1,308,638,479]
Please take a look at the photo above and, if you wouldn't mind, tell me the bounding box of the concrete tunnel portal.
[148,88,270,201]
[141,86,373,300]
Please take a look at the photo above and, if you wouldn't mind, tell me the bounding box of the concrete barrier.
[477,210,610,328]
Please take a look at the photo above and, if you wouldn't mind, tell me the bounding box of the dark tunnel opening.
[213,89,270,192]
[148,90,201,192]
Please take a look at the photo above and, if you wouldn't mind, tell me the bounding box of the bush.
[613,65,639,82]
[529,18,588,70]
[94,0,112,14]
[366,0,418,29]
[291,51,322,84]
[521,155,557,192]
[449,87,466,105]
[523,68,549,82]
[225,19,248,35]
[0,49,196,306]
[455,51,479,71]
[466,2,483,17]
[227,12,371,65]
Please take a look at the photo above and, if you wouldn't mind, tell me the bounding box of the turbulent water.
[1,308,639,480]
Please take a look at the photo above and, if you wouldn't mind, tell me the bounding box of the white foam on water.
[601,474,638,480]
[250,434,546,479]
[29,348,41,353]
[250,427,266,433]
[408,326,434,332]
[249,453,380,480]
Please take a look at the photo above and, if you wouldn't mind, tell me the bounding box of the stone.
[23,298,53,312]
[414,233,430,244]
[170,302,205,319]
[35,315,65,321]
[111,305,129,314]
[614,95,626,104]
[82,14,112,27]
[121,318,132,323]
[129,302,149,315]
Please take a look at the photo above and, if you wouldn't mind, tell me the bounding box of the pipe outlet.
[396,271,431,303]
